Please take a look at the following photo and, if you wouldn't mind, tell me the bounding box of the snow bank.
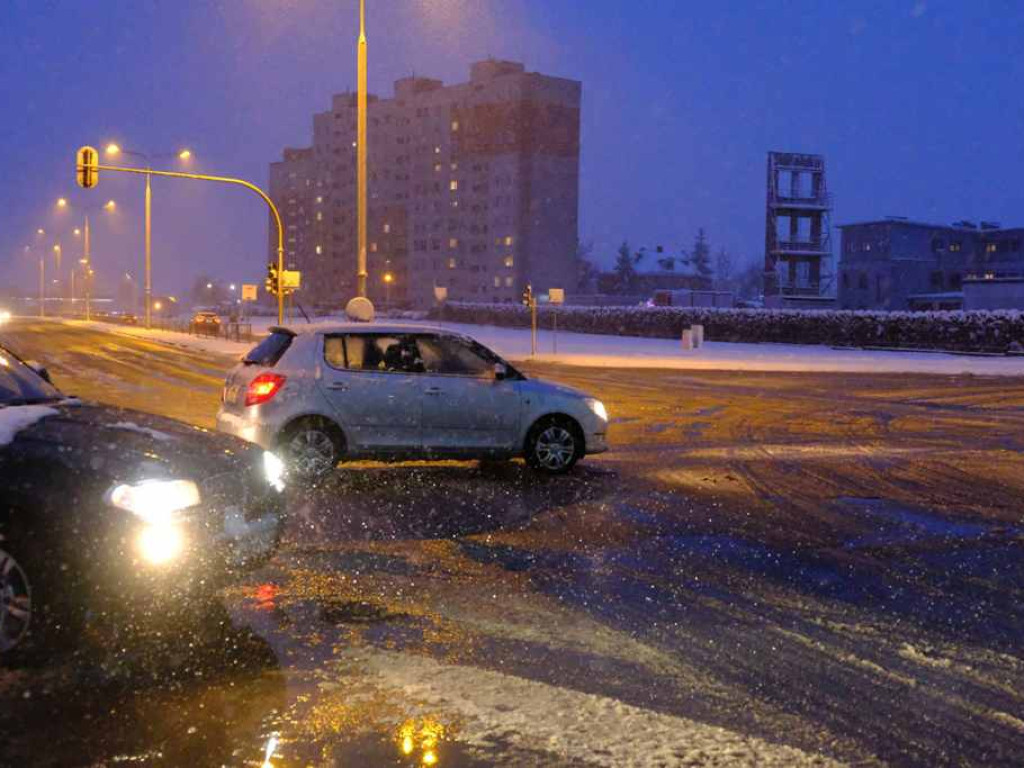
[64,320,252,357]
[0,405,58,446]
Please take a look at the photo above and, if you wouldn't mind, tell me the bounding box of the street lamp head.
[105,143,121,156]
[384,272,394,283]
[206,282,213,289]
[36,228,45,235]
[73,228,81,236]
[178,149,192,161]
[79,258,88,265]
[104,200,116,211]
[56,198,68,208]
[53,245,60,252]
[153,301,163,311]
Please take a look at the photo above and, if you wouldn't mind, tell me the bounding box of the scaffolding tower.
[764,151,832,300]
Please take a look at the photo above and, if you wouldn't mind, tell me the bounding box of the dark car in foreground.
[0,342,286,662]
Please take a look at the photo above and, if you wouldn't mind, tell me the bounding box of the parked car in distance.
[0,341,285,662]
[216,323,609,477]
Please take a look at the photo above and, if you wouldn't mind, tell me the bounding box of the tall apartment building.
[269,60,581,309]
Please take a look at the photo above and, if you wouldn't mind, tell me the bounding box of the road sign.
[281,270,301,290]
[241,284,257,301]
[76,146,98,189]
[548,288,565,305]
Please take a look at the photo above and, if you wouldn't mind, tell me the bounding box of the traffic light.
[76,146,98,189]
[265,263,280,297]
[522,283,533,307]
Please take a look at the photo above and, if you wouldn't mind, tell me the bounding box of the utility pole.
[38,253,45,318]
[84,214,92,321]
[356,0,368,298]
[144,172,152,327]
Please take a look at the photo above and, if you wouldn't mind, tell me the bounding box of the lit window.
[450,162,458,171]
[450,180,458,191]
[986,243,998,253]
[504,255,514,268]
[504,276,513,287]
[493,276,501,287]
[316,212,323,221]
[315,245,323,255]
[316,196,323,204]
[448,257,457,269]
[434,162,441,172]
[504,236,513,246]
[370,242,378,252]
[451,120,459,132]
[434,146,441,154]
[449,238,459,249]
[383,223,391,234]
[451,200,459,208]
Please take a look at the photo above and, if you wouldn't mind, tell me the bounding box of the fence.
[94,314,258,343]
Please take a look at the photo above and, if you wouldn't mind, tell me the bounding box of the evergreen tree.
[691,229,713,279]
[613,240,636,293]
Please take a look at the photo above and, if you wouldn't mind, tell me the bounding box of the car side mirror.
[494,362,508,381]
[26,360,52,384]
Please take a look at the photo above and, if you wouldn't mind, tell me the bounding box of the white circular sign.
[345,297,375,322]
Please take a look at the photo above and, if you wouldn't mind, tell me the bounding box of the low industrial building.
[837,218,1024,311]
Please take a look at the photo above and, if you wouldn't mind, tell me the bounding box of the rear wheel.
[525,416,584,475]
[280,417,344,480]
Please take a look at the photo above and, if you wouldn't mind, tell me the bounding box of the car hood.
[6,401,262,484]
[519,378,592,401]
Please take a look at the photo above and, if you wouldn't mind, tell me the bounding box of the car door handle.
[327,382,349,391]
[425,387,442,396]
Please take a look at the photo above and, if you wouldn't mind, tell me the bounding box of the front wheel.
[280,417,343,481]
[525,417,584,475]
[0,547,33,658]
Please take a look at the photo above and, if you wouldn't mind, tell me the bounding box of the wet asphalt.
[2,318,1024,767]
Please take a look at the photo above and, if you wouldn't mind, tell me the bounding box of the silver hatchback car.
[216,323,609,477]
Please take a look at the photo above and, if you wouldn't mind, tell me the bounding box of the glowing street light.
[103,141,193,327]
[56,197,68,208]
[36,228,44,235]
[104,200,116,211]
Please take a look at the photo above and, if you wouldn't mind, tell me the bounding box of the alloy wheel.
[0,548,32,653]
[288,429,337,477]
[535,425,577,471]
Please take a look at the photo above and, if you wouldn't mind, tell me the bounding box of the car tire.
[280,417,344,481]
[0,539,80,667]
[525,416,584,475]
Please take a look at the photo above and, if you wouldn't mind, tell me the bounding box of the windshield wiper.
[0,396,62,407]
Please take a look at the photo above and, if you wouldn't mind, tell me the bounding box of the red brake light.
[245,373,286,406]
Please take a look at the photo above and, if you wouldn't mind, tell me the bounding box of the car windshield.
[6,4,1024,767]
[0,347,61,405]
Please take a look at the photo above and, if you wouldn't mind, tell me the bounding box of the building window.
[504,255,514,268]
[383,223,390,234]
[315,245,323,255]
[448,257,457,269]
[950,241,962,252]
[504,276,514,287]
[930,271,944,290]
[931,238,945,252]
[370,242,378,253]
[451,120,459,132]
[434,162,441,172]
[493,276,501,288]
[986,243,998,253]
[842,272,850,289]
[316,212,323,221]
[862,243,871,252]
[504,236,514,246]
[858,272,868,290]
[949,272,962,290]
[316,196,323,204]
[434,146,441,154]
[449,238,459,249]
[450,180,459,191]
[876,275,885,302]
[450,162,458,171]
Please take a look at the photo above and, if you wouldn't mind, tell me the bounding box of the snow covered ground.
[54,316,1024,376]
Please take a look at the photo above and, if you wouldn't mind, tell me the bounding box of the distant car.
[190,310,222,334]
[0,342,285,662]
[122,313,138,326]
[216,323,610,477]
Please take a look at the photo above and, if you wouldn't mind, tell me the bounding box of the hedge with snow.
[431,302,1024,353]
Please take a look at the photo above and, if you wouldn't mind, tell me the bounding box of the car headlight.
[263,451,286,492]
[586,398,608,422]
[108,479,200,525]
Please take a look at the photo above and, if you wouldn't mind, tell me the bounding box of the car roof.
[272,321,469,337]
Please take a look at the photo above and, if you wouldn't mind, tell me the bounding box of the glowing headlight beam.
[263,451,286,492]
[109,479,200,525]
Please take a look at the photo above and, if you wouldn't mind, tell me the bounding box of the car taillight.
[245,373,286,406]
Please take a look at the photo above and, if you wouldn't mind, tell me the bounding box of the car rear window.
[243,331,293,367]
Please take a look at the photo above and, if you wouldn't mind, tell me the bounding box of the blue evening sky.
[1,0,1023,296]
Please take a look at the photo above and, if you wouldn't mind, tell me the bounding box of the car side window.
[416,336,493,378]
[330,334,425,374]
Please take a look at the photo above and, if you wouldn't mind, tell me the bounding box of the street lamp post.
[356,0,368,298]
[55,197,116,321]
[383,271,393,313]
[105,144,191,328]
